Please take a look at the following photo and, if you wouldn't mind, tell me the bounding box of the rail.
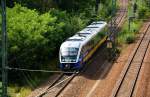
[110,22,150,97]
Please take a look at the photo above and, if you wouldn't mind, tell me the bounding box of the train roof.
[60,21,107,49]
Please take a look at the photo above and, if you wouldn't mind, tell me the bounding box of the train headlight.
[65,64,70,68]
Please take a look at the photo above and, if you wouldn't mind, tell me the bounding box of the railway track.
[114,0,127,24]
[28,50,93,97]
[117,0,128,26]
[110,21,150,97]
[35,60,91,97]
[36,73,77,97]
[108,0,128,40]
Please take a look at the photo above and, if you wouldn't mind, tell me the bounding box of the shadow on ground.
[80,42,117,80]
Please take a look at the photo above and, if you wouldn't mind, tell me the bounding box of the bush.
[138,7,150,19]
[6,4,59,67]
[125,34,135,44]
[137,0,150,19]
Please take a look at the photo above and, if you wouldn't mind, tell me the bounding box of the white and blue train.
[59,21,108,70]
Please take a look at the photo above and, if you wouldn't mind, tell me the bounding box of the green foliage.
[125,34,135,44]
[56,0,95,11]
[138,6,150,19]
[7,0,58,11]
[7,0,96,13]
[97,1,113,20]
[7,0,113,21]
[118,20,143,44]
[8,85,31,97]
[48,9,88,50]
[7,4,58,66]
[127,0,150,20]
[136,0,150,19]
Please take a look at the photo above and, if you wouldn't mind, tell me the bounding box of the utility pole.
[1,0,8,96]
[111,0,116,32]
[108,0,116,60]
[110,0,116,38]
[112,0,117,57]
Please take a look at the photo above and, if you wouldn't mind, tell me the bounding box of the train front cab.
[59,47,84,71]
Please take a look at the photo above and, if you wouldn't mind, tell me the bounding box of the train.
[59,21,108,71]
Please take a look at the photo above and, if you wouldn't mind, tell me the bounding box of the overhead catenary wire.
[3,61,150,73]
[5,66,78,73]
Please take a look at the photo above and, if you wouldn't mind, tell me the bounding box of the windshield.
[61,47,79,62]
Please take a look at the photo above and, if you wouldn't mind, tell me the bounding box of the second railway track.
[110,21,150,97]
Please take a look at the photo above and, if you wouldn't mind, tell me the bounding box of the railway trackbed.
[38,60,92,97]
[110,21,150,97]
[36,73,77,97]
[110,0,127,26]
[108,0,128,40]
